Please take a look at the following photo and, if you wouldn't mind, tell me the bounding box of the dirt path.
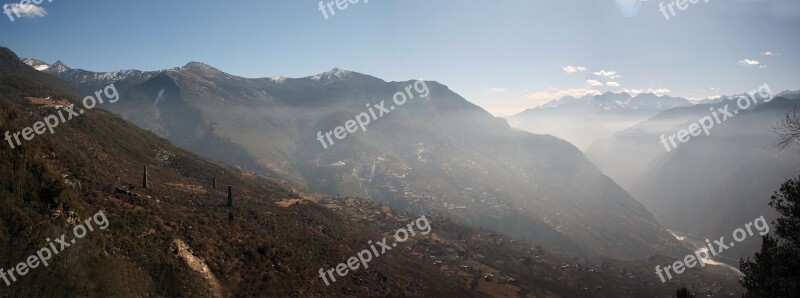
[173,239,224,298]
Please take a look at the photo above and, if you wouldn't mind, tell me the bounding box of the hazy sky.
[2,0,799,116]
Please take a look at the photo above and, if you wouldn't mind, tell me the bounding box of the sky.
[1,0,799,116]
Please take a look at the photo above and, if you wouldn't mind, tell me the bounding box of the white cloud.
[586,79,603,87]
[6,3,47,18]
[562,66,587,73]
[605,81,621,87]
[709,87,720,91]
[592,70,621,79]
[622,88,671,95]
[738,59,760,66]
[759,65,768,69]
[487,88,507,94]
[762,51,780,56]
[526,88,602,102]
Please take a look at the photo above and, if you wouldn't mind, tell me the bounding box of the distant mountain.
[23,59,160,93]
[21,58,50,71]
[586,95,800,264]
[538,92,691,111]
[693,95,728,105]
[507,92,693,150]
[777,89,800,100]
[30,58,686,261]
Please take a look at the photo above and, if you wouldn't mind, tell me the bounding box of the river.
[669,230,743,275]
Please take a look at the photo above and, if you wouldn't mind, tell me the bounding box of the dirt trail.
[173,239,223,298]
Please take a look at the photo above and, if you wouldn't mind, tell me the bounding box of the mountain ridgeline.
[508,92,694,150]
[29,58,686,260]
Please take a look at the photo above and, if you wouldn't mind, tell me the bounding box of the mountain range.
[1,47,746,296]
[22,57,685,261]
[507,91,694,150]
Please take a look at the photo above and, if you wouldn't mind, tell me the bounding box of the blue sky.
[1,0,799,116]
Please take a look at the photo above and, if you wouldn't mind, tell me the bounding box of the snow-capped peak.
[535,91,692,112]
[22,58,51,71]
[21,58,74,73]
[50,61,70,73]
[309,67,352,81]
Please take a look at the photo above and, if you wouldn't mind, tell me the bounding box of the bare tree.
[775,107,800,150]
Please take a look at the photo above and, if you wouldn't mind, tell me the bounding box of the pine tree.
[739,176,800,296]
[675,287,695,298]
